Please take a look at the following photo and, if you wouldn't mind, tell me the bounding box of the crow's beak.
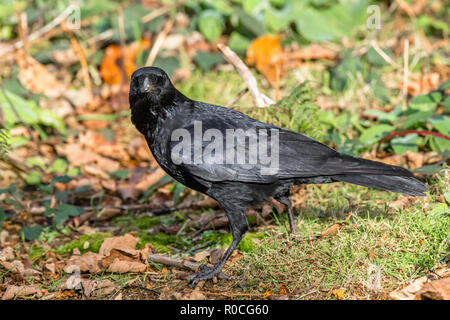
[140,77,152,93]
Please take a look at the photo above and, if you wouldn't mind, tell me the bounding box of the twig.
[146,19,174,66]
[82,204,193,215]
[224,88,248,108]
[217,44,274,108]
[377,130,450,154]
[198,291,266,297]
[370,40,401,69]
[63,23,93,98]
[148,254,200,272]
[403,39,409,108]
[117,7,128,87]
[264,257,312,266]
[0,5,76,57]
[141,1,186,23]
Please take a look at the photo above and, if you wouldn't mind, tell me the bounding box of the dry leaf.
[189,289,206,300]
[419,277,450,300]
[332,289,346,300]
[136,168,167,191]
[99,233,139,256]
[81,279,116,297]
[16,50,65,98]
[400,72,440,96]
[320,223,343,237]
[389,196,419,210]
[100,38,150,85]
[192,250,210,262]
[389,267,450,300]
[246,35,282,84]
[0,246,15,261]
[64,252,103,274]
[97,207,122,221]
[106,259,146,273]
[1,285,42,300]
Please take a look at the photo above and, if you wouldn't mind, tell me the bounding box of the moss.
[137,232,190,253]
[29,244,46,261]
[55,232,112,256]
[131,216,161,229]
[221,232,266,253]
[112,215,161,231]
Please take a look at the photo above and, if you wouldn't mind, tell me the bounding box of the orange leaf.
[332,289,346,300]
[100,38,150,85]
[245,35,282,84]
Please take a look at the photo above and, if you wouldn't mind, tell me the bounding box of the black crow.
[129,66,427,285]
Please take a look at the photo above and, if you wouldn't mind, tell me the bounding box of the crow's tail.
[332,174,427,197]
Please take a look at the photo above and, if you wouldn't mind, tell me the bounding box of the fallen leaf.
[192,250,210,262]
[64,252,103,274]
[99,233,139,256]
[332,289,346,300]
[100,38,151,85]
[189,289,205,300]
[389,267,450,300]
[320,223,343,237]
[399,72,440,96]
[81,279,116,297]
[97,207,122,221]
[246,35,282,84]
[1,284,42,300]
[0,246,15,261]
[16,50,65,98]
[419,277,450,300]
[136,168,167,191]
[389,196,419,210]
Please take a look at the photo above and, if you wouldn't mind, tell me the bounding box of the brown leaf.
[389,267,450,300]
[16,50,65,98]
[419,277,450,300]
[117,183,141,200]
[81,279,116,298]
[101,248,142,268]
[99,233,139,256]
[192,250,210,262]
[389,196,419,210]
[189,289,206,300]
[194,197,219,209]
[320,223,343,237]
[1,284,42,300]
[97,207,122,221]
[64,252,103,274]
[135,168,167,191]
[106,258,146,273]
[0,246,15,261]
[399,72,440,97]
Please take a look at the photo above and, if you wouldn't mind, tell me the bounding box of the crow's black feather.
[129,67,427,285]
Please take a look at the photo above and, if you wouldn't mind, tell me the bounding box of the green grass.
[224,172,449,299]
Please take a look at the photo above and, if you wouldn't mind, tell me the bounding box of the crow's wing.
[168,103,412,184]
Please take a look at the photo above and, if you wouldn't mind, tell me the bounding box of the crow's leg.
[275,194,298,234]
[189,207,248,286]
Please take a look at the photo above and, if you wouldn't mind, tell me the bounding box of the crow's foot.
[189,264,229,287]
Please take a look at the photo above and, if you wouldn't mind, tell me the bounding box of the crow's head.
[129,67,176,106]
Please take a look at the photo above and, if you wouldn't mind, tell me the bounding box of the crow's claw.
[189,264,229,287]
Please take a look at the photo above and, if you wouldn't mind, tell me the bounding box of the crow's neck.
[130,96,179,140]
